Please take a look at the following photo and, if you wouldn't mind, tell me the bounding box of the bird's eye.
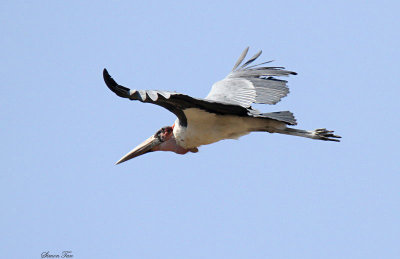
[154,129,163,138]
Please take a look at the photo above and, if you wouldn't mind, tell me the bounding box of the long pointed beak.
[115,135,161,165]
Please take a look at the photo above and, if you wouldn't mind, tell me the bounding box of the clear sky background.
[1,1,399,258]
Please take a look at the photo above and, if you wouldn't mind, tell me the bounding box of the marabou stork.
[104,47,340,164]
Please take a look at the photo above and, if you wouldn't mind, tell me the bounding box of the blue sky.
[1,1,399,258]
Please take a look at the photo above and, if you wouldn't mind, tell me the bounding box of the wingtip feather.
[232,47,249,71]
[103,68,116,88]
[103,68,131,97]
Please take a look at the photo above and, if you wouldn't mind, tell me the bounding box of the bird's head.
[115,125,192,164]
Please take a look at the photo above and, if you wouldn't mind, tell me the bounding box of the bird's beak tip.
[114,155,134,165]
[113,135,160,165]
[115,160,122,165]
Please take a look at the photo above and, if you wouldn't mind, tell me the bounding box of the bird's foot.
[313,128,342,142]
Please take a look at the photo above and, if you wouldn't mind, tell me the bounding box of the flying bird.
[104,47,340,164]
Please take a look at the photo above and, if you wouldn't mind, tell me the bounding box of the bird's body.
[173,108,285,148]
[103,47,340,164]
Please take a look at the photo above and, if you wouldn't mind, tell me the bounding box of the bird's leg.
[274,127,341,142]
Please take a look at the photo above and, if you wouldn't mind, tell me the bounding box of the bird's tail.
[274,127,341,142]
[257,111,297,125]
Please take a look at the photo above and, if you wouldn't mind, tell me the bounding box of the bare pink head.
[115,125,195,164]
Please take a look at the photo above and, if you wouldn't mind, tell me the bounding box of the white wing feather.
[206,48,296,108]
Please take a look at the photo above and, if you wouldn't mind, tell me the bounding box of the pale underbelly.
[173,108,284,148]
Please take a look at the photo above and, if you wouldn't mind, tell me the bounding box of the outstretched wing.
[206,47,297,108]
[103,69,251,127]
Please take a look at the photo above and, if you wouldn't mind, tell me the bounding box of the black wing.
[103,69,251,127]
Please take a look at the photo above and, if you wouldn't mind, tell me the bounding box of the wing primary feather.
[103,69,130,98]
[232,47,249,71]
[245,60,274,69]
[239,50,262,69]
